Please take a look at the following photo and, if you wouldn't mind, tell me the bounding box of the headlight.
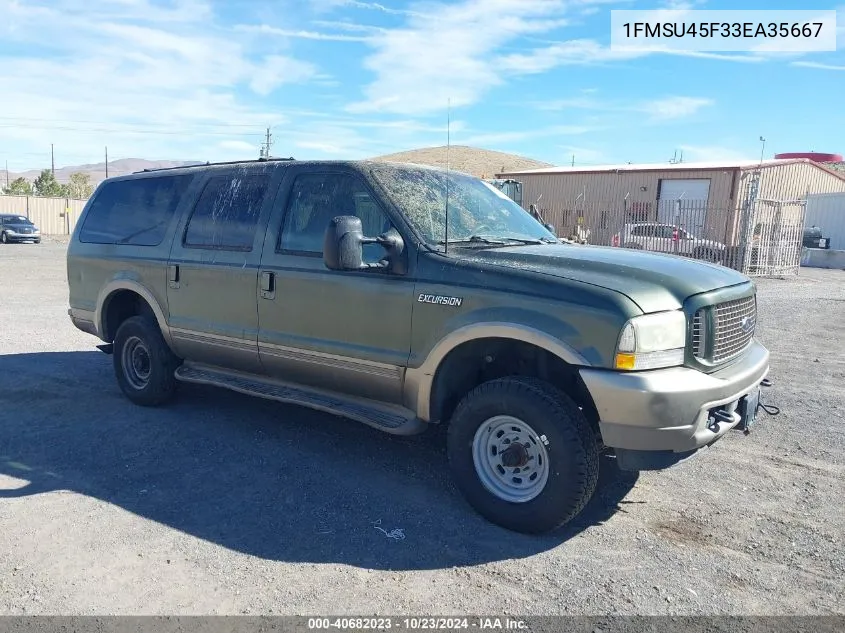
[615,310,686,371]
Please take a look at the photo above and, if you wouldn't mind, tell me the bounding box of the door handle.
[168,264,180,288]
[260,271,275,299]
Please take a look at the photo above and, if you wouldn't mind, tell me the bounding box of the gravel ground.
[0,241,843,616]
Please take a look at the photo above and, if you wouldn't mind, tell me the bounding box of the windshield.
[4,216,32,225]
[370,166,555,247]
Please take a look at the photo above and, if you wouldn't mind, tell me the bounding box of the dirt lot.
[0,241,843,616]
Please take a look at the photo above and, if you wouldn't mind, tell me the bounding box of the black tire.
[112,315,180,406]
[0,232,7,244]
[446,376,600,534]
[694,247,718,263]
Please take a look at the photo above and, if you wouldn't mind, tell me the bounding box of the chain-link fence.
[532,196,805,277]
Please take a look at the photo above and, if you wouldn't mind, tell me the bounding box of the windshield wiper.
[438,235,550,246]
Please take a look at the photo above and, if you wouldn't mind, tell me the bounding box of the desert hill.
[369,145,552,178]
[5,146,551,189]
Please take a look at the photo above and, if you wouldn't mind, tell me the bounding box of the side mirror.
[323,215,405,273]
[543,223,556,236]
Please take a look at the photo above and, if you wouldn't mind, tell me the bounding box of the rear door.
[166,166,283,373]
[256,165,415,403]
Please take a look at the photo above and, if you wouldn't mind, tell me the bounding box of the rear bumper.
[68,307,98,337]
[579,340,770,457]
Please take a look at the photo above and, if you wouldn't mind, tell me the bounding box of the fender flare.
[95,279,174,348]
[403,322,590,422]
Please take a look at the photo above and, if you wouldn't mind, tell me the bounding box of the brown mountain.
[5,146,550,189]
[6,159,203,186]
[369,145,552,178]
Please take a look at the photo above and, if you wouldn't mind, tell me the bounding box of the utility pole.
[51,144,55,175]
[105,146,109,179]
[260,127,273,159]
[571,154,575,167]
[759,136,766,163]
[4,160,8,189]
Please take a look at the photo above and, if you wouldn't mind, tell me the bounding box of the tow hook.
[757,378,780,419]
[707,408,734,433]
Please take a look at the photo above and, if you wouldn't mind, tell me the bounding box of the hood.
[6,222,37,230]
[458,243,750,313]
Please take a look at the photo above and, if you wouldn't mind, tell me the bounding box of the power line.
[0,116,270,129]
[0,124,265,137]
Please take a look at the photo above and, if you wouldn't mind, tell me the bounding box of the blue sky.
[1,0,844,172]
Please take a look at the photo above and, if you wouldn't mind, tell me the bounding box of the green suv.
[67,159,771,534]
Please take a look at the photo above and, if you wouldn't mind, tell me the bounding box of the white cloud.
[791,61,845,71]
[647,96,713,120]
[536,95,713,122]
[250,55,318,95]
[347,0,573,115]
[0,0,320,169]
[235,24,372,42]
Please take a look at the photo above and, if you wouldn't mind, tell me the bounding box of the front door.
[256,167,414,404]
[166,167,282,373]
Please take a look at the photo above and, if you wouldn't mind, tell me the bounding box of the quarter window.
[184,175,271,251]
[78,175,193,245]
[278,173,390,261]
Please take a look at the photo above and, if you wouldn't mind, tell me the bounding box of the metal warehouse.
[497,159,845,275]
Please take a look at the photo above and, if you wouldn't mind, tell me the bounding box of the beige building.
[497,158,845,249]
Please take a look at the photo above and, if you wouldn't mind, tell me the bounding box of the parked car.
[802,225,831,249]
[66,159,771,534]
[0,214,41,244]
[611,222,725,262]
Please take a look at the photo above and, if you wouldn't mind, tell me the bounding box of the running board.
[174,364,426,436]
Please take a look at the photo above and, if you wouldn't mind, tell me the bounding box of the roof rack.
[134,156,296,174]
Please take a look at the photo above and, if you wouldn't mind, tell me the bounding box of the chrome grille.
[712,295,757,362]
[691,310,705,359]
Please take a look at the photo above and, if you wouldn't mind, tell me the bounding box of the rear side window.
[184,175,271,251]
[631,225,654,237]
[78,175,193,245]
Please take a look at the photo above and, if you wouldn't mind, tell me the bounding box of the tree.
[66,172,95,199]
[33,169,65,197]
[3,177,33,196]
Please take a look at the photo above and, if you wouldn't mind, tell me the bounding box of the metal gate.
[739,198,806,277]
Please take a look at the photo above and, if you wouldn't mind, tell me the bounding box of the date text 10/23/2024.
[307,617,529,630]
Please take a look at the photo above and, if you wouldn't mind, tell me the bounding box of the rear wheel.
[113,316,179,406]
[446,376,599,534]
[694,247,720,263]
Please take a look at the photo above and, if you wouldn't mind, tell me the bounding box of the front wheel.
[113,316,180,406]
[446,376,599,534]
[0,232,8,244]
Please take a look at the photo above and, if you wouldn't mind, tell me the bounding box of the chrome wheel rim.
[471,415,550,503]
[121,336,152,390]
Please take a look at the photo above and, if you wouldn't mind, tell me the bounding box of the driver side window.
[278,173,390,262]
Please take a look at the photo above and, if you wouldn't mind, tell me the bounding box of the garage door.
[657,178,711,225]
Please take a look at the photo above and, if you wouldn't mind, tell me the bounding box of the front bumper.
[4,233,40,242]
[579,340,769,458]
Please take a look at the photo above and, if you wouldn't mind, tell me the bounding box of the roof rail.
[134,156,296,174]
